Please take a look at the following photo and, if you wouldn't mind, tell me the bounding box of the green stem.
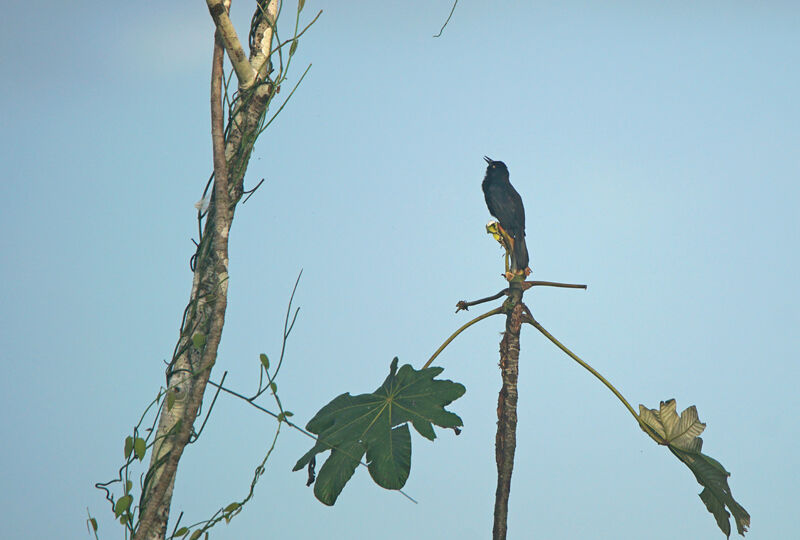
[423,306,504,369]
[525,316,663,443]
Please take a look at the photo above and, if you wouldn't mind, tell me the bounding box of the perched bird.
[482,156,530,275]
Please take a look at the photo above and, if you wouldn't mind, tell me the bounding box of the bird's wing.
[486,183,526,236]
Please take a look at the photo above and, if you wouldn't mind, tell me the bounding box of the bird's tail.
[511,232,529,272]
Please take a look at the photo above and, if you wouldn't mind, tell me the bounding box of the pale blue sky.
[1,1,798,539]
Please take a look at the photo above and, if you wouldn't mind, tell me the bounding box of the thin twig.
[191,371,227,441]
[525,280,587,290]
[257,63,312,136]
[242,178,266,204]
[252,271,302,399]
[205,378,419,504]
[455,289,508,312]
[433,0,459,38]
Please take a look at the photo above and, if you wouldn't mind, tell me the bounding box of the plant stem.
[422,306,504,369]
[525,315,663,443]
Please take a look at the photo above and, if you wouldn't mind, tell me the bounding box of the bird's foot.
[504,267,531,282]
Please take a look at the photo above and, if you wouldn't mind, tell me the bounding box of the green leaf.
[224,502,240,513]
[119,514,129,525]
[89,517,98,532]
[270,382,277,393]
[639,399,750,538]
[134,437,146,461]
[283,411,294,417]
[367,423,411,488]
[124,436,134,459]
[167,390,176,411]
[174,527,189,537]
[113,495,133,517]
[260,353,270,370]
[314,440,365,506]
[192,333,206,350]
[125,480,133,493]
[289,39,299,56]
[190,531,203,540]
[298,0,305,12]
[294,357,465,505]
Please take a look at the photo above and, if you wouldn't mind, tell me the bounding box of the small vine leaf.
[277,412,286,422]
[174,527,189,537]
[294,357,465,505]
[89,518,98,532]
[167,390,176,411]
[134,437,146,461]
[270,382,277,393]
[192,333,206,350]
[119,514,129,525]
[298,0,305,12]
[290,39,299,56]
[283,411,294,417]
[124,436,134,459]
[224,502,240,513]
[125,480,133,493]
[639,399,750,538]
[190,530,203,540]
[260,353,270,370]
[113,495,133,517]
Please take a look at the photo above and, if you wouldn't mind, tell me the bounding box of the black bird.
[482,156,530,275]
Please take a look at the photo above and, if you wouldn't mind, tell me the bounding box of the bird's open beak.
[484,156,493,164]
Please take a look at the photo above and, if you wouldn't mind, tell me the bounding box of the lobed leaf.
[294,358,464,505]
[639,399,750,538]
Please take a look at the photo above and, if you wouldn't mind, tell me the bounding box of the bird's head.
[483,156,509,177]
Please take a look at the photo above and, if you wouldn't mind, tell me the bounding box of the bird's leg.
[496,224,521,281]
[495,223,514,255]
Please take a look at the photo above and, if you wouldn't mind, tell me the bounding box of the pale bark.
[133,2,279,538]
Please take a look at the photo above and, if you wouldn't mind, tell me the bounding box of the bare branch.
[455,289,508,312]
[249,0,280,80]
[207,0,257,88]
[433,0,459,38]
[524,280,587,290]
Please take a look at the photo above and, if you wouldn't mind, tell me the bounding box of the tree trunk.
[133,2,279,538]
[493,284,524,540]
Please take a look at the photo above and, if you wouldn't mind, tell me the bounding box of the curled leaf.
[639,399,750,538]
